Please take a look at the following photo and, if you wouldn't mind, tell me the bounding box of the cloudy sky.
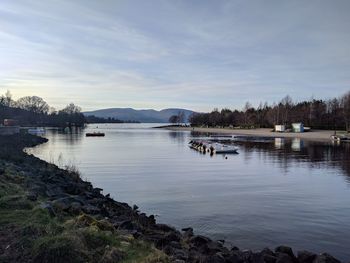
[0,0,350,111]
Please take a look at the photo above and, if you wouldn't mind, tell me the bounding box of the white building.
[275,125,286,132]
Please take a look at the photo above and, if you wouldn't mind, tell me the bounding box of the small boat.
[330,135,350,142]
[86,132,105,137]
[189,140,238,154]
[212,143,238,154]
[28,127,45,135]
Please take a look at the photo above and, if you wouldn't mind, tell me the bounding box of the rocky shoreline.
[0,134,344,263]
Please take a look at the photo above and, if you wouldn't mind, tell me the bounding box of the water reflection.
[274,138,285,149]
[188,131,350,181]
[168,131,186,143]
[47,127,84,145]
[230,137,350,181]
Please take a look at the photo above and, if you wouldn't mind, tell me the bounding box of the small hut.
[292,123,304,133]
[275,125,286,132]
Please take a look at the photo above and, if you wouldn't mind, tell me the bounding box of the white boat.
[330,135,350,142]
[28,127,45,135]
[189,141,238,154]
[212,143,238,154]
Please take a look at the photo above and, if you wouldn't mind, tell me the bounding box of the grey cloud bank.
[0,0,349,111]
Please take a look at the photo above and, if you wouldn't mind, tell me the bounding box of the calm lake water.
[27,124,350,260]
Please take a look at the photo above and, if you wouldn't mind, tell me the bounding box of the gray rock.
[226,253,242,263]
[313,253,341,263]
[261,248,275,257]
[82,204,101,215]
[297,250,317,263]
[118,220,136,231]
[156,224,177,233]
[204,252,226,263]
[45,186,64,197]
[52,198,71,211]
[275,245,295,259]
[189,235,211,247]
[169,241,183,249]
[276,252,294,263]
[69,202,82,214]
[263,254,277,263]
[241,250,254,261]
[231,246,240,251]
[182,227,194,239]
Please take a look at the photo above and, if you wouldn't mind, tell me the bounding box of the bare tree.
[0,90,14,107]
[189,93,350,131]
[177,111,185,124]
[243,102,252,126]
[60,103,82,114]
[169,115,179,124]
[16,96,49,114]
[341,92,350,132]
[280,95,293,125]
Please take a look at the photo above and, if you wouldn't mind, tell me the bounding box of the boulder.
[275,246,295,259]
[276,252,294,263]
[69,202,82,214]
[297,250,317,263]
[82,204,101,215]
[231,246,240,251]
[189,235,211,247]
[156,224,177,233]
[263,254,277,263]
[203,252,226,263]
[118,220,137,231]
[52,199,71,211]
[156,232,181,248]
[226,253,242,263]
[45,186,64,197]
[313,253,341,263]
[51,196,86,211]
[182,227,194,239]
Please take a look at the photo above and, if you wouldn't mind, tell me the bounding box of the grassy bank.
[0,134,168,263]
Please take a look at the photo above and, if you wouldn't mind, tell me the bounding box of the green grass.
[0,163,169,263]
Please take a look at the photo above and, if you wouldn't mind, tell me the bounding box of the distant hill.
[83,108,196,123]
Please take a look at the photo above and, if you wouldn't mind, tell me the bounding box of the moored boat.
[330,135,350,142]
[86,132,105,137]
[27,127,45,135]
[189,140,238,154]
[211,143,238,154]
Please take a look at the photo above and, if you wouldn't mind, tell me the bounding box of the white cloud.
[0,0,349,112]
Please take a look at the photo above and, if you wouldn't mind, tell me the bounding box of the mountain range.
[83,108,196,123]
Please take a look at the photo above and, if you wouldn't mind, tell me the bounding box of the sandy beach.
[160,126,342,142]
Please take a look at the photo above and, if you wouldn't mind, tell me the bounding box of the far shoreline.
[156,125,344,142]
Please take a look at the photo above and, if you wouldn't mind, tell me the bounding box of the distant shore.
[158,126,344,142]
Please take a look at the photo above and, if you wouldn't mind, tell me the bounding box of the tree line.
[189,91,350,131]
[0,90,123,127]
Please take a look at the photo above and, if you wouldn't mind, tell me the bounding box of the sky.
[0,0,350,112]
